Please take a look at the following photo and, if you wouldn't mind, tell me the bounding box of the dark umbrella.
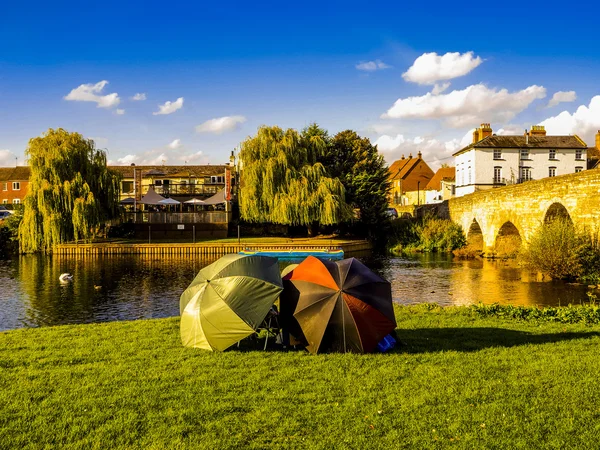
[280,256,396,354]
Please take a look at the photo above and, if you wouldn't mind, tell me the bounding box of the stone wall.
[446,169,600,251]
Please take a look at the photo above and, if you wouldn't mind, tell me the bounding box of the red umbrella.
[280,256,396,354]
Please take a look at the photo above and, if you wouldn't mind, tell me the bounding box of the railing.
[121,211,230,224]
[121,183,225,197]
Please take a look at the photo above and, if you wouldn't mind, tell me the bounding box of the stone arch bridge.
[431,170,600,254]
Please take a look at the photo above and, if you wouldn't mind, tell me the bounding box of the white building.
[453,124,588,197]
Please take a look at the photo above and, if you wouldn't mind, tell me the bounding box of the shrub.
[388,215,466,254]
[520,218,598,280]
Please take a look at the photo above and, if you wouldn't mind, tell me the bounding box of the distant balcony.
[121,211,230,224]
[121,183,226,198]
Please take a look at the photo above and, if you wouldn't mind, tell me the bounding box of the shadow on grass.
[393,328,600,354]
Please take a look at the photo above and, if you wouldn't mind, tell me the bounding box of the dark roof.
[453,135,587,156]
[425,167,455,191]
[0,166,31,181]
[388,158,421,181]
[588,147,600,159]
[108,165,230,178]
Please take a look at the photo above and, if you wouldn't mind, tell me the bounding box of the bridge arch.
[466,219,484,251]
[544,202,572,225]
[494,221,522,256]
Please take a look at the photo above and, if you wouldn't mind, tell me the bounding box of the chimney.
[401,154,405,159]
[596,131,600,150]
[409,153,413,159]
[528,125,546,137]
[417,151,422,159]
[525,130,529,145]
[472,129,479,144]
[480,123,492,140]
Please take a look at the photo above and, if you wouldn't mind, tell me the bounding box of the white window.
[210,176,224,184]
[12,182,20,190]
[12,199,20,204]
[494,167,502,184]
[520,167,532,182]
[549,167,556,177]
[575,166,583,173]
[468,166,471,184]
[520,149,529,160]
[2,183,6,191]
[493,149,502,160]
[549,149,556,159]
[2,199,7,204]
[576,149,583,160]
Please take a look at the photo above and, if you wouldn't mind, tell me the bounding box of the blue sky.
[1,0,599,169]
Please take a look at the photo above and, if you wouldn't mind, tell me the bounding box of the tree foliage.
[320,129,391,243]
[19,129,121,253]
[239,126,349,226]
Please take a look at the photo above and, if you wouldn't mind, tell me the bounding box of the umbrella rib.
[293,290,338,316]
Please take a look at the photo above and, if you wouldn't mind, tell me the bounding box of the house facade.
[388,152,435,206]
[0,167,30,205]
[109,164,234,203]
[453,124,588,197]
[424,167,455,204]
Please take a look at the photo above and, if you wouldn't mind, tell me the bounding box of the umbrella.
[281,256,396,354]
[184,198,205,204]
[158,198,181,205]
[180,254,283,351]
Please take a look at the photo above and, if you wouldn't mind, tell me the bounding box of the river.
[0,253,594,331]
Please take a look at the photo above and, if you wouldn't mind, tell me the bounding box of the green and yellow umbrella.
[180,254,283,351]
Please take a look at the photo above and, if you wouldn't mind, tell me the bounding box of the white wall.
[454,147,587,197]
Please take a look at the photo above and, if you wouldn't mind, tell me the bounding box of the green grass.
[2,305,600,449]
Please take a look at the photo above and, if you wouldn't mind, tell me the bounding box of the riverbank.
[54,237,372,256]
[2,305,600,448]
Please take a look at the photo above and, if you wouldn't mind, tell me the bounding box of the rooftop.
[425,167,455,191]
[453,135,587,156]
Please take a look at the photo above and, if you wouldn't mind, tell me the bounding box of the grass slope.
[1,305,600,449]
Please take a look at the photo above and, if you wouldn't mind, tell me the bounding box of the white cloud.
[64,80,121,108]
[195,115,247,134]
[168,139,182,149]
[540,95,600,145]
[153,97,184,115]
[182,151,207,164]
[115,109,125,115]
[382,83,547,128]
[116,154,139,165]
[356,60,391,72]
[432,82,451,95]
[547,90,577,108]
[0,149,18,166]
[402,51,483,85]
[497,125,525,135]
[132,93,147,101]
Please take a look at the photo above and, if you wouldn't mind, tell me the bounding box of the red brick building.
[0,167,31,205]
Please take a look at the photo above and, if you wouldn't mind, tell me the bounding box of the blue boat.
[239,248,344,260]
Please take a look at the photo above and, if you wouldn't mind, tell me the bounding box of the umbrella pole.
[342,298,346,353]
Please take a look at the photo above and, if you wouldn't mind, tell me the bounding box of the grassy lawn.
[2,305,600,449]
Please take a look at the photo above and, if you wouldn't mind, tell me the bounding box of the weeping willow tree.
[239,126,350,227]
[19,129,121,253]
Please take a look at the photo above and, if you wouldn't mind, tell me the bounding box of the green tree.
[19,129,121,253]
[239,126,349,229]
[321,129,391,245]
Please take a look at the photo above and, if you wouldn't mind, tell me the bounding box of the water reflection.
[0,253,594,331]
[367,253,591,308]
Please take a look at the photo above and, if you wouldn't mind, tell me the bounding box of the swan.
[59,273,73,283]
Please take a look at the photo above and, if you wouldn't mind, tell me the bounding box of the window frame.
[12,198,20,204]
[575,166,583,173]
[12,182,20,190]
[520,166,532,182]
[493,149,502,160]
[549,149,556,160]
[575,149,584,160]
[549,167,556,177]
[520,149,530,160]
[493,166,502,184]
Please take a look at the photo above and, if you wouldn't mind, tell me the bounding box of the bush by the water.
[471,301,600,324]
[520,218,600,282]
[389,215,466,254]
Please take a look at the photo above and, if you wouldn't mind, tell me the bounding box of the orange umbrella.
[281,256,396,353]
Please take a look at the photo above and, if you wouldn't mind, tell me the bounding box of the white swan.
[59,273,73,283]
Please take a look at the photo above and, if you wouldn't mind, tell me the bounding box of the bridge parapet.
[446,170,600,252]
